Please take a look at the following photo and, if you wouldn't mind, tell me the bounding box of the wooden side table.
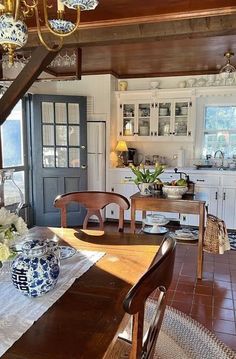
[130,192,207,280]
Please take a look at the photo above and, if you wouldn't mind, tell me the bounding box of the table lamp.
[115,140,128,167]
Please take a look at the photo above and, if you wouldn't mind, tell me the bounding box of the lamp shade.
[115,140,128,152]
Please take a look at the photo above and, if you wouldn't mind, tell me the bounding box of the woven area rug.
[115,305,236,359]
[155,306,236,359]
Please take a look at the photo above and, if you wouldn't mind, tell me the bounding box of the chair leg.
[83,209,104,230]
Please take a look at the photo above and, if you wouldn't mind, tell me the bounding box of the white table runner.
[0,250,105,357]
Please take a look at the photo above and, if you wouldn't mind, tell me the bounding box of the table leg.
[131,199,135,233]
[197,203,205,280]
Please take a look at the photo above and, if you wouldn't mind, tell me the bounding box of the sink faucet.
[214,150,224,167]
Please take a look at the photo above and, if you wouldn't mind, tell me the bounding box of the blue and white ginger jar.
[11,239,60,297]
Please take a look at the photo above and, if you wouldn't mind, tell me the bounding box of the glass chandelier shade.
[0,0,99,65]
[0,14,28,64]
[219,51,236,74]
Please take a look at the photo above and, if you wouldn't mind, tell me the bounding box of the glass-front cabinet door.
[158,102,172,136]
[119,101,152,138]
[138,103,151,136]
[121,103,135,136]
[173,101,189,136]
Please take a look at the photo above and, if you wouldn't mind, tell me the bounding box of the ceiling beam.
[0,46,58,125]
[25,14,236,49]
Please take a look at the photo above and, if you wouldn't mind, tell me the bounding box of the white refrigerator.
[87,121,106,191]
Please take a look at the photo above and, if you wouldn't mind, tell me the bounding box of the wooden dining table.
[2,227,162,359]
[130,192,207,280]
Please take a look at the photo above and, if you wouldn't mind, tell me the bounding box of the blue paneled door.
[30,94,87,226]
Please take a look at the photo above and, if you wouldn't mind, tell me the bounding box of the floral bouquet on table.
[0,207,28,264]
[130,163,165,185]
[130,163,165,195]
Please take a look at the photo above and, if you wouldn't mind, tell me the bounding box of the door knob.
[81,165,87,169]
[81,145,86,149]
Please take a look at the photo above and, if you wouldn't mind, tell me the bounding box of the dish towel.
[203,214,231,254]
[0,250,105,357]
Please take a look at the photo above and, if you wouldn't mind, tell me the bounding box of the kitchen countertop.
[110,166,236,174]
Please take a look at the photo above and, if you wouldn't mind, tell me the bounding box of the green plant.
[130,163,165,185]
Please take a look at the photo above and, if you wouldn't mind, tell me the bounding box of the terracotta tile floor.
[104,221,236,351]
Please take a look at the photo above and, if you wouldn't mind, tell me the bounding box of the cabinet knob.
[151,131,153,136]
[111,187,114,192]
[81,165,87,169]
[223,192,226,200]
[188,131,191,136]
[215,192,218,200]
[154,131,157,136]
[196,179,205,182]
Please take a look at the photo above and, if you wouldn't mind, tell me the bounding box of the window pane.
[69,148,80,167]
[43,125,54,146]
[42,102,54,123]
[205,106,236,130]
[56,148,67,167]
[68,103,80,124]
[43,147,55,167]
[1,101,24,167]
[69,126,80,146]
[56,125,67,146]
[55,103,67,124]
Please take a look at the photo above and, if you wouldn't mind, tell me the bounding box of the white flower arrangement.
[0,207,28,262]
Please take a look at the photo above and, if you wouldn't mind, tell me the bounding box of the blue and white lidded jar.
[11,239,60,297]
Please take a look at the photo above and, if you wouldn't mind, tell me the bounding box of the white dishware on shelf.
[150,81,160,89]
[186,78,196,87]
[159,108,168,116]
[180,106,188,115]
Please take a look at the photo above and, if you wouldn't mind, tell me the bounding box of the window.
[203,106,236,158]
[0,100,26,208]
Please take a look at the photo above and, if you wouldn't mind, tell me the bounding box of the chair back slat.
[54,191,130,231]
[123,237,176,359]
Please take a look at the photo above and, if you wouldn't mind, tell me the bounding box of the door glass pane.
[43,125,54,146]
[69,126,80,146]
[56,125,67,145]
[174,102,188,136]
[42,102,54,123]
[56,147,68,167]
[43,147,55,167]
[122,104,135,136]
[55,103,67,124]
[69,148,80,167]
[138,103,150,136]
[68,103,80,124]
[1,101,24,167]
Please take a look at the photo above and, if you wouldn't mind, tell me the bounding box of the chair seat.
[109,303,236,359]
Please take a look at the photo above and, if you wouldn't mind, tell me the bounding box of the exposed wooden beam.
[25,14,236,49]
[0,46,58,125]
[75,48,82,80]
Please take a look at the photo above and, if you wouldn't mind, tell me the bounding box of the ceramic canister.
[11,239,60,297]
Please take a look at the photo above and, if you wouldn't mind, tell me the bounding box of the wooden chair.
[106,236,176,359]
[54,191,130,232]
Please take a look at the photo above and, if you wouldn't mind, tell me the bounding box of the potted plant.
[130,163,165,195]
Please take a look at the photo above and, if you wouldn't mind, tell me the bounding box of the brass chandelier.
[0,0,99,65]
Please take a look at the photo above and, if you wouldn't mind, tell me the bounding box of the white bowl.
[162,185,188,199]
[146,214,165,224]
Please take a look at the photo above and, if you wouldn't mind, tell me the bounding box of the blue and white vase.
[11,239,60,297]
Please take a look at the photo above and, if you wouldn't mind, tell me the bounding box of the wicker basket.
[203,214,230,254]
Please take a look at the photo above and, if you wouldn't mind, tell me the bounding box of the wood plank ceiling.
[2,0,236,78]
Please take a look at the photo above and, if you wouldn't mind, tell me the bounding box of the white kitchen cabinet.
[151,99,193,139]
[118,99,155,140]
[116,90,194,141]
[221,188,236,229]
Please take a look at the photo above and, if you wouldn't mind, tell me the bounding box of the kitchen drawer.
[222,175,236,187]
[159,173,180,182]
[189,174,220,186]
[109,170,135,184]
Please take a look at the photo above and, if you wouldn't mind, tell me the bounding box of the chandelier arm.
[34,6,63,52]
[14,0,21,21]
[43,0,81,37]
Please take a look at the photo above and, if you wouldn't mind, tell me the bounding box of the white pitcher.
[138,183,152,196]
